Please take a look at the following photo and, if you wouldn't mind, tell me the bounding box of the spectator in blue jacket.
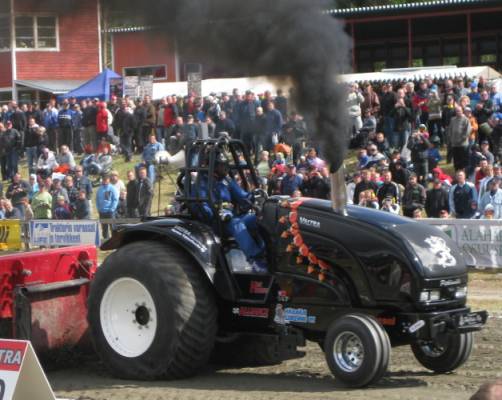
[42,103,59,151]
[58,102,74,151]
[265,101,283,147]
[280,164,303,196]
[141,133,165,184]
[71,103,83,154]
[96,174,119,239]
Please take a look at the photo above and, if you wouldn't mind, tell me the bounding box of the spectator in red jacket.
[96,101,110,140]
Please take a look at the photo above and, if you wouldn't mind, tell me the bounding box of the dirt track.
[49,312,502,400]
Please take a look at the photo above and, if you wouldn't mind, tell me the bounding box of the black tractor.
[88,136,488,388]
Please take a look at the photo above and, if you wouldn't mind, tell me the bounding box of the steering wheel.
[251,188,268,215]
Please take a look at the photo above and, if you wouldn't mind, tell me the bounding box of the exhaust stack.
[330,167,348,216]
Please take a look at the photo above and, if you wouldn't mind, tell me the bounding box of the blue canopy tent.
[58,69,122,101]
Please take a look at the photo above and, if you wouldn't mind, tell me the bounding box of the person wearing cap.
[425,178,450,218]
[280,164,302,196]
[479,177,502,219]
[50,178,69,213]
[480,140,494,164]
[380,195,400,215]
[53,195,72,220]
[449,170,477,219]
[481,204,496,220]
[141,133,165,184]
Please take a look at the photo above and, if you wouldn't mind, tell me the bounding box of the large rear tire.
[88,241,217,380]
[324,314,389,388]
[411,332,473,373]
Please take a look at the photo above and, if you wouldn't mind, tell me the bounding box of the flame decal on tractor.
[279,199,334,284]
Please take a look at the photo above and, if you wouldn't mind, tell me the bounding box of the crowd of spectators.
[1,76,502,230]
[346,75,502,219]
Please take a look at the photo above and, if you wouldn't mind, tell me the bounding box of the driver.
[198,153,267,273]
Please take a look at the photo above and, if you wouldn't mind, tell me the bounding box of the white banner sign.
[30,220,100,247]
[422,219,502,269]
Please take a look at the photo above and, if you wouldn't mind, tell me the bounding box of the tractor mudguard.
[101,218,232,295]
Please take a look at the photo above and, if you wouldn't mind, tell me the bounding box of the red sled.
[0,246,97,354]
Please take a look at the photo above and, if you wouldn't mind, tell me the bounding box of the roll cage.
[175,136,260,236]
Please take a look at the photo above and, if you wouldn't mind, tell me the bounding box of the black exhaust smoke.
[40,0,352,202]
[100,0,351,172]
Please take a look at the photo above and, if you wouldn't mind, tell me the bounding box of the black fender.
[101,217,237,300]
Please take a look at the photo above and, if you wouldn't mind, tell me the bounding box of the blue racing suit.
[198,176,264,260]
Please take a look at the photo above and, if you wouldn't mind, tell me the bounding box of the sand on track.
[49,312,502,400]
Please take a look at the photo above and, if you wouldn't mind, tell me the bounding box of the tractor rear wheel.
[411,332,473,373]
[324,314,389,388]
[88,240,217,380]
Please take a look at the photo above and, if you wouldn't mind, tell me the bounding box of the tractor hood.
[297,199,467,279]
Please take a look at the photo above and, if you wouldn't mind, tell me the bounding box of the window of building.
[373,61,386,71]
[0,16,10,50]
[412,59,424,67]
[15,15,58,50]
[123,65,167,81]
[443,56,460,66]
[480,54,496,64]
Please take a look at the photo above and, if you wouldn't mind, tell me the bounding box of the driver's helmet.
[214,152,230,179]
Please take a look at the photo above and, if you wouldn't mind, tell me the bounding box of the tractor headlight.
[419,289,441,302]
[455,286,467,299]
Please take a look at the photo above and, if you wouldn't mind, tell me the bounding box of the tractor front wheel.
[411,332,473,373]
[324,314,390,388]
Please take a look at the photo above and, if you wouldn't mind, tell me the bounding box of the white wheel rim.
[100,277,158,358]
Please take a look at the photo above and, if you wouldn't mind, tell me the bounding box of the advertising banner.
[109,77,123,99]
[29,220,100,247]
[423,219,502,268]
[0,220,22,251]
